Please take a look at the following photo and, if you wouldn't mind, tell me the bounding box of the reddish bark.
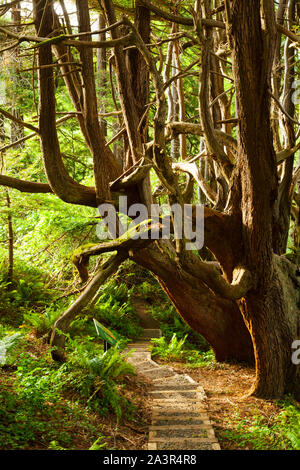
[134,244,254,364]
[229,0,299,397]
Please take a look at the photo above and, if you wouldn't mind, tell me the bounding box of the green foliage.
[0,347,73,449]
[88,435,109,450]
[136,281,156,297]
[0,331,22,365]
[0,190,98,291]
[150,333,215,367]
[151,333,187,361]
[22,307,62,338]
[66,338,136,420]
[0,260,56,326]
[48,434,109,451]
[0,373,100,450]
[184,349,215,368]
[0,331,137,449]
[219,396,300,450]
[93,279,143,340]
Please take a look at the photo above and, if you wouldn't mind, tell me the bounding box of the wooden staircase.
[124,329,220,450]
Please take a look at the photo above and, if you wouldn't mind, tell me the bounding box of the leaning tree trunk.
[50,253,127,361]
[134,243,254,364]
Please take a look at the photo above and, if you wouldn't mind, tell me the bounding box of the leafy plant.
[93,280,143,340]
[23,307,62,338]
[89,435,108,450]
[65,338,136,420]
[185,349,215,368]
[151,333,187,361]
[0,332,22,365]
[219,396,300,450]
[48,434,109,450]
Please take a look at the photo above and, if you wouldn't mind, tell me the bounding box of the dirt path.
[124,330,220,451]
[132,296,160,329]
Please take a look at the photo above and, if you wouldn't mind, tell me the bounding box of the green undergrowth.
[150,333,215,367]
[0,258,214,450]
[0,261,55,328]
[0,326,145,450]
[218,396,300,450]
[91,278,144,341]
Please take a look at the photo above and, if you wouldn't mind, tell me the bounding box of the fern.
[286,431,300,450]
[67,342,135,420]
[151,333,187,360]
[86,348,135,381]
[23,308,61,336]
[0,333,22,365]
[89,435,108,450]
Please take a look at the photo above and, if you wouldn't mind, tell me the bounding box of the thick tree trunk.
[127,2,150,144]
[5,190,13,284]
[135,244,254,364]
[229,0,300,398]
[240,256,299,397]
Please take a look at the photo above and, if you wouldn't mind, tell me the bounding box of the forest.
[0,0,299,452]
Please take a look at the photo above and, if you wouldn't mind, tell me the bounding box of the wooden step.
[139,329,162,339]
[140,367,177,379]
[123,336,220,451]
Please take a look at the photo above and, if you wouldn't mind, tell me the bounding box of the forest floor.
[0,332,153,451]
[158,359,296,450]
[1,329,299,451]
[0,367,152,451]
[0,283,298,451]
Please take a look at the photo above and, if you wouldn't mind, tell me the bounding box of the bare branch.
[110,157,152,191]
[138,0,225,29]
[0,114,78,152]
[276,23,300,47]
[31,33,135,50]
[172,161,217,204]
[0,175,52,194]
[269,91,300,126]
[166,121,237,152]
[277,141,300,164]
[0,107,39,134]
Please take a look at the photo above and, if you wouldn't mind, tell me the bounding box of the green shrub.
[219,396,300,450]
[151,334,187,361]
[150,333,215,367]
[0,334,137,450]
[88,435,109,450]
[92,280,143,340]
[65,337,136,420]
[23,307,62,338]
[0,262,55,327]
[185,349,215,367]
[0,331,22,365]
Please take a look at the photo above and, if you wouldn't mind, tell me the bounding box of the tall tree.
[0,0,299,398]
